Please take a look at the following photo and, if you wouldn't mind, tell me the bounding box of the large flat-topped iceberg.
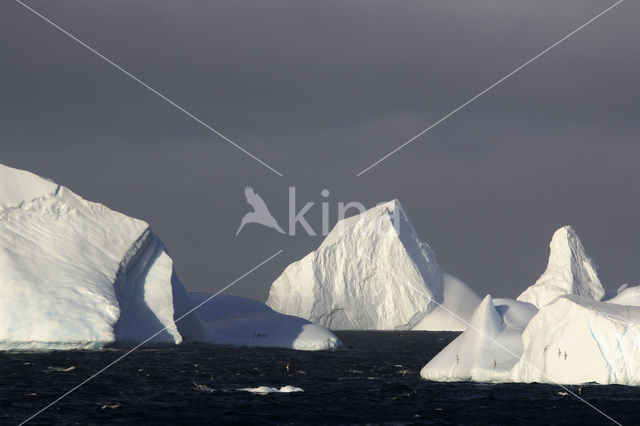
[267,200,480,330]
[0,164,198,349]
[517,226,604,308]
[0,163,338,351]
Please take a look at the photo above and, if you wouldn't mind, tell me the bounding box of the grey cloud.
[1,0,638,300]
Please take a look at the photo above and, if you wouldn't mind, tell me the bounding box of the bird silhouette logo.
[236,186,285,236]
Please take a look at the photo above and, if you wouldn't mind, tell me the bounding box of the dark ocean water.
[1,331,637,425]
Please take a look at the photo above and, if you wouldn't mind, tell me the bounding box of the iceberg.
[0,163,201,349]
[266,200,480,330]
[422,293,640,386]
[516,226,605,308]
[605,284,640,307]
[604,282,629,300]
[0,163,338,350]
[510,295,640,385]
[422,224,640,386]
[189,293,342,350]
[420,295,537,382]
[411,274,481,331]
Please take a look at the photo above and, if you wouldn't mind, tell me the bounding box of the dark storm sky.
[1,0,638,301]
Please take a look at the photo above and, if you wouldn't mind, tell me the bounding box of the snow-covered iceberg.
[0,164,204,349]
[516,226,605,308]
[190,293,342,350]
[422,293,640,386]
[266,200,480,331]
[510,295,640,385]
[422,225,640,386]
[420,295,537,382]
[0,163,338,351]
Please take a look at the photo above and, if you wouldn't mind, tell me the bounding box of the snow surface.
[0,165,58,210]
[516,226,605,308]
[605,284,640,307]
[190,293,342,350]
[412,274,481,331]
[420,296,537,382]
[510,295,640,385]
[0,163,337,351]
[267,200,480,330]
[604,283,629,301]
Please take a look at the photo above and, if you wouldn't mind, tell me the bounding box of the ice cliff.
[0,163,338,350]
[509,294,640,385]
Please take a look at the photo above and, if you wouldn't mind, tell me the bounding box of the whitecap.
[239,385,303,395]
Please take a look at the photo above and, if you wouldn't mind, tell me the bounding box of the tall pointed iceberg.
[516,225,605,308]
